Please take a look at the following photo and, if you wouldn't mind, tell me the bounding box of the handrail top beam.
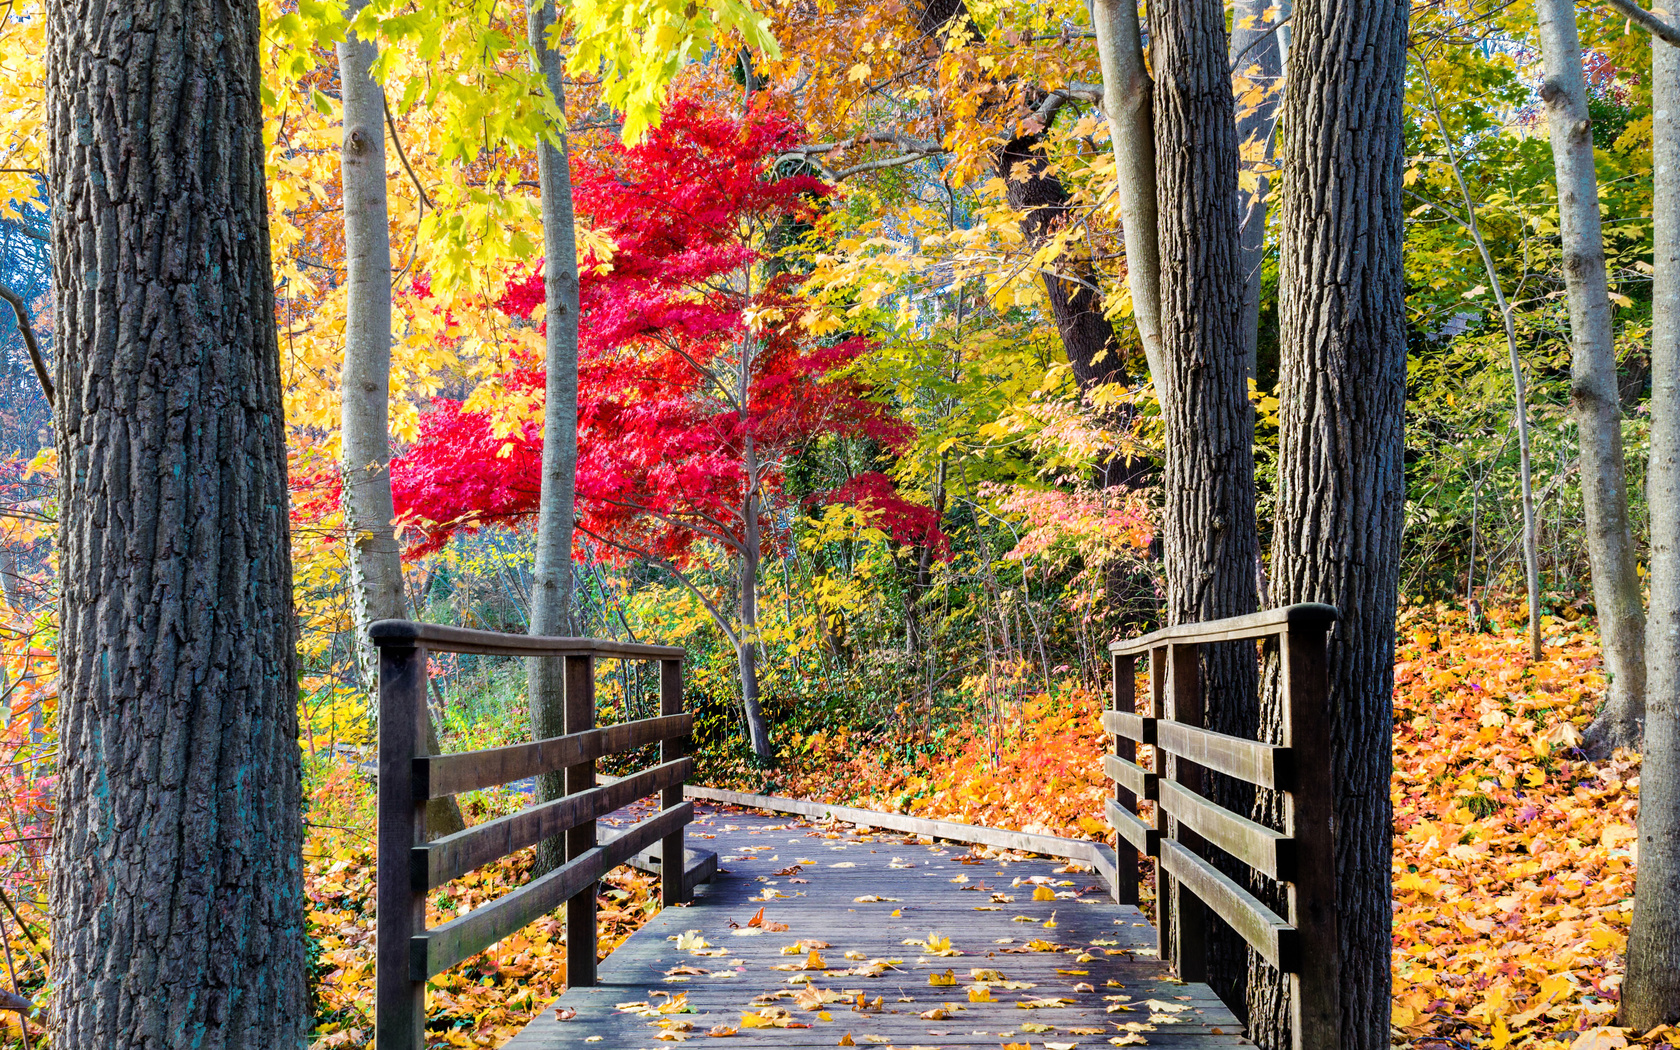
[370,618,684,659]
[1108,603,1338,655]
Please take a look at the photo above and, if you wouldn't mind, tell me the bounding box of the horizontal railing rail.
[373,620,695,1050]
[1103,603,1340,1050]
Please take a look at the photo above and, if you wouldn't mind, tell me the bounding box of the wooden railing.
[371,620,694,1050]
[1104,603,1340,1050]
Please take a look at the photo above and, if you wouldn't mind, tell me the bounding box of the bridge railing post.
[562,653,599,989]
[1109,651,1138,906]
[660,656,687,906]
[1163,642,1207,983]
[375,643,427,1050]
[1282,618,1342,1049]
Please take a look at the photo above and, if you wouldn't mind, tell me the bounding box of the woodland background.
[0,0,1666,1047]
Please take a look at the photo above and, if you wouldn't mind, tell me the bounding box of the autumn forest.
[0,0,1678,1048]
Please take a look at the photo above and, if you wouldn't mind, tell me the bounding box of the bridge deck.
[505,802,1247,1049]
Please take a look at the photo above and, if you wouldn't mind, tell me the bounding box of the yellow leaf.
[1032,885,1057,901]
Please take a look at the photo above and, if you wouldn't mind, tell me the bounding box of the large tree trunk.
[1251,3,1409,1048]
[337,2,463,839]
[45,0,306,1039]
[1623,25,1680,1031]
[1091,0,1164,388]
[1151,0,1260,1015]
[1536,0,1647,757]
[525,0,582,874]
[1229,0,1284,378]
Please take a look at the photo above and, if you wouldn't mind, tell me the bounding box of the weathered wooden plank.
[370,618,683,659]
[417,714,693,799]
[1158,837,1296,971]
[1101,709,1156,745]
[1108,602,1338,656]
[1103,752,1158,800]
[1107,796,1159,857]
[413,802,692,978]
[1156,779,1290,880]
[1156,719,1290,791]
[416,758,692,888]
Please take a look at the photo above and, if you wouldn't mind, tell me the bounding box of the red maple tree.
[392,97,941,756]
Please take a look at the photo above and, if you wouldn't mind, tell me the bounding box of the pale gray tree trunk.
[1091,0,1165,387]
[1229,0,1284,378]
[1537,0,1647,755]
[337,1,463,837]
[1623,25,1680,1031]
[738,412,772,762]
[1418,67,1543,660]
[525,0,583,873]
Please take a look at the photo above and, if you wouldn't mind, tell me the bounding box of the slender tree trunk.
[525,0,582,874]
[1536,0,1647,756]
[739,441,773,761]
[1091,0,1165,387]
[45,0,306,1038]
[1419,68,1544,661]
[1623,26,1680,1031]
[1252,3,1409,1048]
[1229,0,1284,379]
[1151,0,1260,1013]
[337,2,463,838]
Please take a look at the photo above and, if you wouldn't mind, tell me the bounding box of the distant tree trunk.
[1091,0,1165,387]
[738,434,773,762]
[1536,0,1647,757]
[45,0,306,1038]
[337,0,463,838]
[1251,3,1409,1048]
[1151,0,1260,1014]
[1623,23,1680,1031]
[526,0,582,874]
[1229,0,1284,378]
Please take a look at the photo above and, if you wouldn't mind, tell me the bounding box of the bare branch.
[0,281,53,409]
[1599,0,1680,47]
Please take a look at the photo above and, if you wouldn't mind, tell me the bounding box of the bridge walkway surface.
[505,801,1247,1050]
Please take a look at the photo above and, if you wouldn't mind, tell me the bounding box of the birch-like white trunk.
[524,0,583,869]
[1624,25,1680,1030]
[1536,0,1647,755]
[337,1,463,836]
[1091,0,1165,388]
[337,0,403,666]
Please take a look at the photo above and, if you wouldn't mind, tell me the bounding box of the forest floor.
[711,603,1655,1050]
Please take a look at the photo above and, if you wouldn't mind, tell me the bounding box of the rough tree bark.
[1091,0,1165,387]
[1150,0,1260,1014]
[338,0,463,838]
[525,0,583,873]
[1251,2,1409,1047]
[45,0,306,1040]
[1229,0,1284,378]
[1623,21,1680,1031]
[1537,0,1647,756]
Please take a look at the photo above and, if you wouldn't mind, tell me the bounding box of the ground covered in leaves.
[718,604,1662,1050]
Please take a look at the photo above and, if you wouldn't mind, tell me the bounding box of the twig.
[1230,15,1291,73]
[382,95,435,210]
[0,281,53,409]
[0,885,43,959]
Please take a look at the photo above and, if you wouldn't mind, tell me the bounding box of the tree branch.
[1600,0,1680,47]
[0,281,53,409]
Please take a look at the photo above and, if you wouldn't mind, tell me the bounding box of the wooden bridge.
[369,604,1341,1050]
